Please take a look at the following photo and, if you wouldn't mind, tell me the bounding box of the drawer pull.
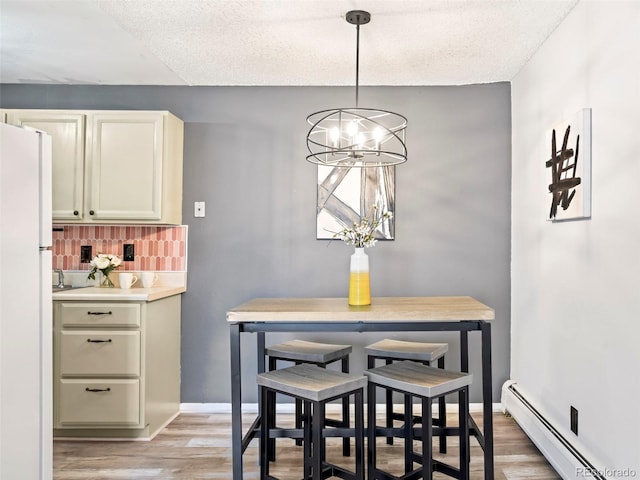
[86,338,112,343]
[85,387,111,393]
[87,311,112,316]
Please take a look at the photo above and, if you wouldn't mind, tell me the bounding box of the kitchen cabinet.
[52,295,181,440]
[5,109,183,224]
[4,111,85,221]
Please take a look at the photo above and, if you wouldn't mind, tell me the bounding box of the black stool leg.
[354,389,365,480]
[438,356,447,454]
[295,400,303,446]
[423,395,433,480]
[267,357,277,460]
[459,387,470,480]
[385,358,394,445]
[267,389,277,462]
[303,399,312,480]
[312,400,323,480]
[368,355,394,448]
[367,382,377,480]
[259,386,269,479]
[295,361,303,447]
[404,393,413,474]
[341,356,351,457]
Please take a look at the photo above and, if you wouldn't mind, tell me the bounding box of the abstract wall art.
[316,165,395,240]
[546,108,592,221]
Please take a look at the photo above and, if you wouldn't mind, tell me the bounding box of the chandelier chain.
[355,20,360,107]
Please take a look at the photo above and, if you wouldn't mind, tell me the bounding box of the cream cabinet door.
[6,111,86,221]
[58,379,141,426]
[59,330,141,376]
[86,113,164,221]
[58,302,141,327]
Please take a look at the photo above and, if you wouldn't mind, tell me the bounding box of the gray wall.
[0,83,511,403]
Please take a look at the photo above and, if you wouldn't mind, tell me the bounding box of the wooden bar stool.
[365,361,472,480]
[266,339,353,456]
[365,339,448,451]
[257,363,366,480]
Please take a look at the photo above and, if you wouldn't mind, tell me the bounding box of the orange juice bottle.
[348,248,371,306]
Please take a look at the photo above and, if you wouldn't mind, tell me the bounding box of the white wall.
[511,0,640,475]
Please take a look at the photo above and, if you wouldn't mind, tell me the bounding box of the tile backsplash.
[52,225,187,272]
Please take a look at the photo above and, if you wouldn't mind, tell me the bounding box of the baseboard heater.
[501,381,604,480]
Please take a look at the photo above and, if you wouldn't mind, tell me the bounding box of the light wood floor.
[53,412,561,479]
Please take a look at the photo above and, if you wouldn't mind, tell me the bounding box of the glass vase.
[100,271,115,288]
[348,247,371,306]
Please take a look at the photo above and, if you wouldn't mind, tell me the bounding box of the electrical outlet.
[570,406,578,435]
[80,245,92,263]
[123,244,135,261]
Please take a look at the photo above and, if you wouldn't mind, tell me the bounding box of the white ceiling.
[0,0,579,86]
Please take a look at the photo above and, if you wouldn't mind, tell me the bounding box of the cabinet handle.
[89,210,95,215]
[87,311,112,315]
[73,210,79,216]
[85,387,111,393]
[86,338,112,343]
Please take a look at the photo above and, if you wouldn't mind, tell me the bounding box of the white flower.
[330,206,392,249]
[93,257,110,269]
[87,253,122,281]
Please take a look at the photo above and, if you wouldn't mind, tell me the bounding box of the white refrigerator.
[0,122,53,480]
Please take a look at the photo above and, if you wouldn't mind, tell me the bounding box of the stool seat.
[257,363,366,401]
[365,361,472,398]
[266,339,352,364]
[365,339,447,361]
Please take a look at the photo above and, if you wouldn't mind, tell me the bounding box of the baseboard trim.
[501,380,606,480]
[180,402,503,414]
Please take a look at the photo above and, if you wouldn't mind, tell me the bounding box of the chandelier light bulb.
[347,120,359,138]
[329,126,340,148]
[373,126,384,151]
[373,126,384,143]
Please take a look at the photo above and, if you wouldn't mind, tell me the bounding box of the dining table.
[227,296,495,480]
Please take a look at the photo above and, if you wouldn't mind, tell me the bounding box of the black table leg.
[481,321,494,480]
[230,324,243,480]
[460,330,469,373]
[257,332,265,413]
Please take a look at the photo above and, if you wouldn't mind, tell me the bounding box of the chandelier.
[306,10,407,168]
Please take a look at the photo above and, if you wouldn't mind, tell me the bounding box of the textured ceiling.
[0,0,579,86]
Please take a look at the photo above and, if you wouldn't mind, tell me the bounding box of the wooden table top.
[227,296,494,323]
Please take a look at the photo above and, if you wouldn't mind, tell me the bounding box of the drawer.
[59,302,140,327]
[57,379,140,426]
[60,330,140,376]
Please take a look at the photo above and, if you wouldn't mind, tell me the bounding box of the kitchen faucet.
[54,269,64,288]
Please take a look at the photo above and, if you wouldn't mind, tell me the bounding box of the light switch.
[194,201,205,217]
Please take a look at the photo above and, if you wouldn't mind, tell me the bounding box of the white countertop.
[52,285,186,302]
[52,271,187,302]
